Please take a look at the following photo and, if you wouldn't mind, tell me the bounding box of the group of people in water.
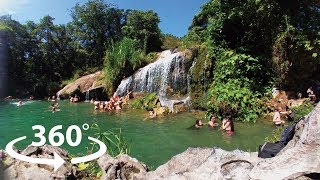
[69,94,80,103]
[93,91,131,112]
[193,114,235,136]
[16,96,34,106]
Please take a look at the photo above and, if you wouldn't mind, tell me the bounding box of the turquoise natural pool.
[0,100,274,169]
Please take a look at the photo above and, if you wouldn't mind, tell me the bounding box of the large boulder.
[97,154,148,180]
[146,148,259,179]
[1,145,77,180]
[249,102,320,179]
[57,71,105,99]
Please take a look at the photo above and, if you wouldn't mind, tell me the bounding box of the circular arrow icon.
[5,136,107,171]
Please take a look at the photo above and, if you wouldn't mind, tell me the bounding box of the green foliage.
[144,52,159,63]
[122,10,162,53]
[130,93,159,111]
[265,126,284,143]
[61,67,100,87]
[143,93,159,111]
[272,27,320,91]
[207,50,266,122]
[70,0,124,68]
[130,98,144,109]
[1,15,77,97]
[1,0,163,99]
[184,0,320,122]
[90,124,130,157]
[77,162,90,171]
[189,46,213,109]
[161,34,181,50]
[104,38,144,96]
[80,124,131,178]
[289,102,314,122]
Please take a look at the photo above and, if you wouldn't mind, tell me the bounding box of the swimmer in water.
[208,114,219,128]
[51,104,56,113]
[17,101,23,106]
[195,119,203,129]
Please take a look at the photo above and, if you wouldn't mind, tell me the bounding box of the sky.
[0,0,208,37]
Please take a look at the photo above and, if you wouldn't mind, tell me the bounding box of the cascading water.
[114,50,194,111]
[85,91,90,102]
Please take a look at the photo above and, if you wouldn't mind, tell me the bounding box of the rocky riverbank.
[1,102,319,179]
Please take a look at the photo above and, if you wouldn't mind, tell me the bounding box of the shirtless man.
[273,107,286,126]
[208,115,219,127]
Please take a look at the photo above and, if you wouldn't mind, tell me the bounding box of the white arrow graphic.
[5,136,65,171]
[71,136,107,164]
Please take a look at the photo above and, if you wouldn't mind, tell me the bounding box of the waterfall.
[115,50,191,97]
[85,91,90,102]
[114,50,194,111]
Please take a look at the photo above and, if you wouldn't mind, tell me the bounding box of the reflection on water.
[0,100,273,169]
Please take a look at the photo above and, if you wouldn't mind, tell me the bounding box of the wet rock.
[153,107,169,115]
[173,102,187,113]
[97,154,148,180]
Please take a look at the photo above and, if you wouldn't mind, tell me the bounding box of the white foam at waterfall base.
[159,96,191,112]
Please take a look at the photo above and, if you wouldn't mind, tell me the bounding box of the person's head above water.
[196,119,203,126]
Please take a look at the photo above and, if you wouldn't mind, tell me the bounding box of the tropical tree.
[70,0,124,68]
[122,10,162,53]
